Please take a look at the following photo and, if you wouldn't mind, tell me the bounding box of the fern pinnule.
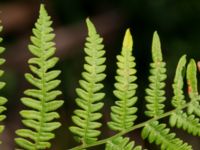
[105,136,142,150]
[186,59,200,117]
[15,4,64,150]
[108,29,138,131]
[0,23,7,144]
[145,31,167,118]
[69,18,106,145]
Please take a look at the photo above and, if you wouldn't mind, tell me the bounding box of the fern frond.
[0,24,7,144]
[142,121,192,150]
[69,18,106,145]
[108,29,138,131]
[170,110,200,136]
[15,4,64,150]
[186,59,200,116]
[145,32,167,117]
[171,55,187,108]
[169,56,200,136]
[105,136,142,150]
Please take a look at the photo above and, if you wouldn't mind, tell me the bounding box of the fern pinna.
[108,29,138,132]
[0,23,7,144]
[15,4,64,150]
[107,29,141,150]
[69,18,106,145]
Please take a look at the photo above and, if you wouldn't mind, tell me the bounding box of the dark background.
[0,0,200,149]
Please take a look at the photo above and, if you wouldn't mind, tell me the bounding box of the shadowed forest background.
[0,0,200,149]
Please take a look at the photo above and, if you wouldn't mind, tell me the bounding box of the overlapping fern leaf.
[144,32,166,117]
[15,4,64,150]
[169,56,200,136]
[69,18,106,145]
[105,136,142,150]
[0,23,7,144]
[108,29,138,132]
[142,32,191,150]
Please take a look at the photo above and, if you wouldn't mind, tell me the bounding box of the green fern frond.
[142,121,192,150]
[105,136,142,150]
[69,18,106,145]
[145,32,167,117]
[186,59,200,117]
[0,24,7,144]
[15,4,64,150]
[171,55,187,108]
[169,56,200,136]
[108,29,138,131]
[170,110,200,136]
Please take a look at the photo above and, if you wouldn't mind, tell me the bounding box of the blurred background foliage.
[0,0,200,149]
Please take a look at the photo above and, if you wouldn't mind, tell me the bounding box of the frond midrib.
[83,46,98,143]
[121,50,134,130]
[33,13,47,148]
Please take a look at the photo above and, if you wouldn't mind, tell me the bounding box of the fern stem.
[69,102,190,150]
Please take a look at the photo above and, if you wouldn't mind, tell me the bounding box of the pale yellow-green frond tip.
[39,3,47,16]
[86,18,97,36]
[122,28,133,50]
[152,31,162,62]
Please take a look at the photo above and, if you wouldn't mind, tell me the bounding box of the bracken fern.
[15,4,64,150]
[0,3,200,149]
[70,24,200,150]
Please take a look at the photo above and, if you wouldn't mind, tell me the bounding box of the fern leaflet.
[142,121,192,150]
[170,110,200,136]
[171,55,187,108]
[145,32,166,117]
[105,136,142,150]
[69,18,106,145]
[0,23,7,144]
[108,29,138,131]
[15,4,64,150]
